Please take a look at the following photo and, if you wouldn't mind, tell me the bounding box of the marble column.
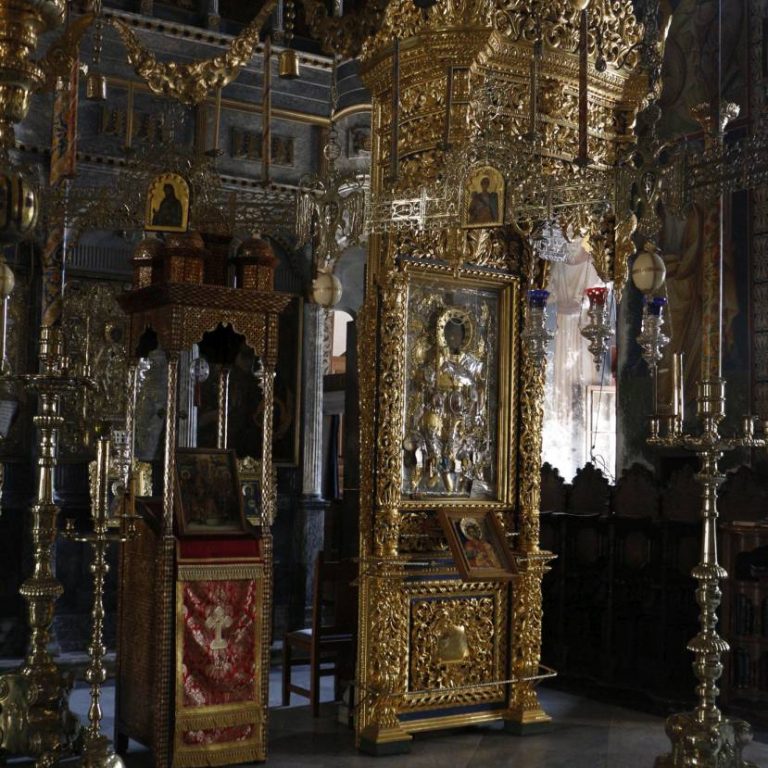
[295,303,326,625]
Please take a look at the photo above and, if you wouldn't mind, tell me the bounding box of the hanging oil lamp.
[522,289,554,364]
[581,286,613,369]
[636,295,669,369]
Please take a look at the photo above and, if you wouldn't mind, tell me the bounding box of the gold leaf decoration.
[111,1,277,105]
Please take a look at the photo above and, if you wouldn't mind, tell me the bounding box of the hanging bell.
[86,70,108,102]
[278,49,300,79]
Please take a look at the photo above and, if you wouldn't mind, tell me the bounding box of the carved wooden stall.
[540,460,768,721]
[114,231,291,768]
[720,467,768,728]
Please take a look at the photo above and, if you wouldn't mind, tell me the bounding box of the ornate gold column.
[504,288,554,732]
[357,265,411,753]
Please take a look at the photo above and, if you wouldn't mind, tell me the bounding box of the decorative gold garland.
[111,0,278,105]
[301,0,391,57]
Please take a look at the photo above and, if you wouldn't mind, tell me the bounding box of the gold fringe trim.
[178,706,261,731]
[177,563,263,582]
[173,742,266,768]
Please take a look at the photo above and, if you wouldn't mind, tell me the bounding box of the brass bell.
[86,70,108,102]
[278,48,300,79]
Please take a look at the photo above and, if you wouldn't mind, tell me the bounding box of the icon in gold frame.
[438,508,515,581]
[145,172,190,233]
[175,448,247,537]
[463,165,504,229]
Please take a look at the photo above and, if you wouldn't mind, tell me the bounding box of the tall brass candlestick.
[65,429,136,768]
[653,99,760,768]
[0,326,93,763]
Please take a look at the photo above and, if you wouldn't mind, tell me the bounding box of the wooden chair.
[281,552,357,716]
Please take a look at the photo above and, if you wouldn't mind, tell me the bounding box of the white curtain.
[541,243,611,482]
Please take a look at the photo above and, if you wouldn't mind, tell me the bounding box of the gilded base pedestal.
[654,712,757,768]
[0,669,77,766]
[81,734,127,768]
[358,726,413,756]
[503,709,553,735]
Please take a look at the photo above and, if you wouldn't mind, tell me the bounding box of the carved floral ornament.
[53,0,649,106]
[358,0,666,304]
[299,0,644,65]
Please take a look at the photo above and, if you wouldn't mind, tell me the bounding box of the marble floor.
[63,667,768,768]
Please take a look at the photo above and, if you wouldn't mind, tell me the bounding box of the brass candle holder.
[0,326,95,765]
[649,101,760,768]
[64,428,138,768]
[650,380,762,767]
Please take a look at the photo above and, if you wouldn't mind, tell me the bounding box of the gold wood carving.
[399,512,449,555]
[361,1,496,62]
[505,555,553,725]
[358,570,411,746]
[494,0,643,70]
[348,0,668,748]
[505,256,555,725]
[301,0,390,58]
[516,288,545,551]
[373,267,408,558]
[111,0,277,105]
[62,280,129,454]
[407,580,507,708]
[357,291,377,553]
[356,291,380,746]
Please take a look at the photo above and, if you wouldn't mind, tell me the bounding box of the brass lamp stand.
[0,326,94,766]
[650,104,760,768]
[650,381,761,768]
[64,429,137,768]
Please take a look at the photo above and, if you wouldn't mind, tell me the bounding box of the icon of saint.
[152,183,183,228]
[460,517,501,569]
[468,176,499,225]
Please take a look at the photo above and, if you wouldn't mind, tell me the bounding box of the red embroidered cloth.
[174,542,265,765]
[181,579,258,708]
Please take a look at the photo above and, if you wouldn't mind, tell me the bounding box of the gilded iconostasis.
[0,0,765,767]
